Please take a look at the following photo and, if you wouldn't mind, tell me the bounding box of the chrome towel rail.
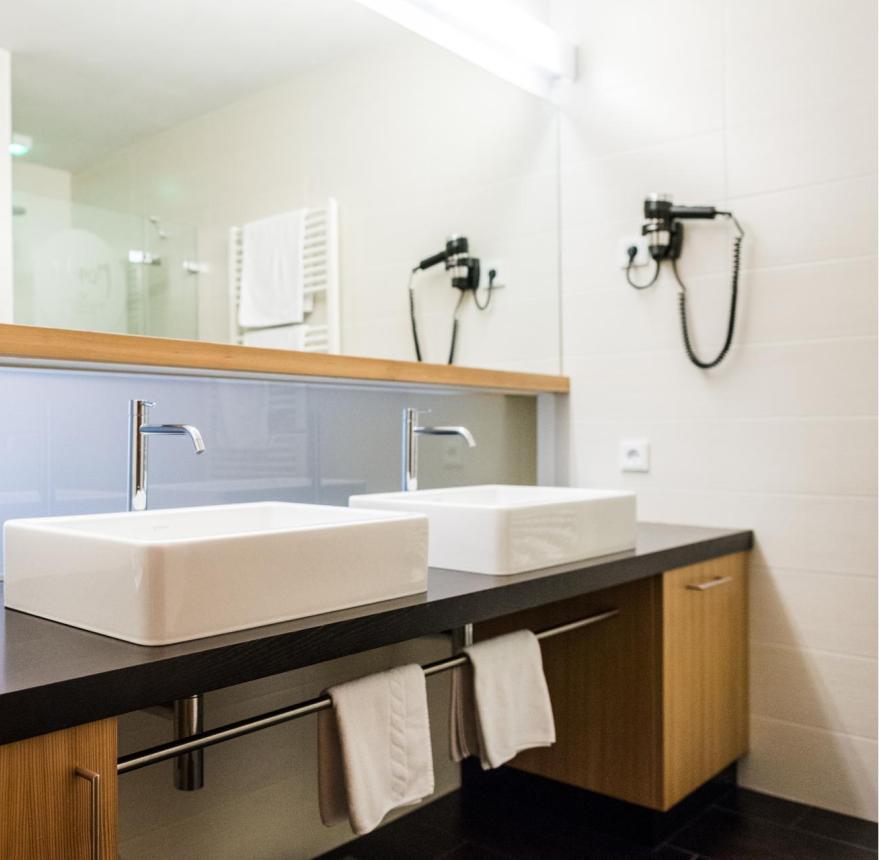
[117,608,620,775]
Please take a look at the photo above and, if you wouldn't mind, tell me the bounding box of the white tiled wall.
[70,33,560,372]
[10,162,73,326]
[552,0,878,820]
[0,49,11,319]
[12,161,70,200]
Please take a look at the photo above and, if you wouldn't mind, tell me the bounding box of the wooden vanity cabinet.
[661,554,748,806]
[0,718,118,859]
[477,552,749,811]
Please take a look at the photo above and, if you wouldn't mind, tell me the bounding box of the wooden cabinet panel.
[477,577,663,808]
[662,552,749,808]
[0,719,117,859]
[477,553,749,813]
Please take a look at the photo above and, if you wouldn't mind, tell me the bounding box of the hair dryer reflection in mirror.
[408,234,498,365]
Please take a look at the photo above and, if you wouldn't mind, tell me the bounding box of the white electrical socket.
[619,439,650,473]
[618,237,650,269]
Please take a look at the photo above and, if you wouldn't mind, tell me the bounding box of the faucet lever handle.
[130,399,156,428]
[404,406,430,427]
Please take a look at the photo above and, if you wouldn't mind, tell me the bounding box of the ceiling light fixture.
[9,133,32,158]
[352,0,576,98]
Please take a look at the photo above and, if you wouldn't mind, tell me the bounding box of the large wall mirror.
[2,0,563,375]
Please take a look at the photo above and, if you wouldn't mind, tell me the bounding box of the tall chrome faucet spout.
[418,424,476,448]
[402,407,475,492]
[128,400,206,512]
[140,423,206,454]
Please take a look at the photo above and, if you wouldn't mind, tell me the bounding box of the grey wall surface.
[0,366,537,567]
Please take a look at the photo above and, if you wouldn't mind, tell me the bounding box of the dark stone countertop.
[0,522,752,746]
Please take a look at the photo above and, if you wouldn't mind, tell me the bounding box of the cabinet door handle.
[75,766,102,860]
[686,576,733,591]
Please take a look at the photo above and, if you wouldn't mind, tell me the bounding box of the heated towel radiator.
[228,198,340,353]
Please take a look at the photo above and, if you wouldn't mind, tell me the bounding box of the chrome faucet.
[128,399,206,512]
[402,407,475,492]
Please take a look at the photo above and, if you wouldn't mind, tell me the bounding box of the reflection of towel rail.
[228,199,339,353]
[116,608,619,775]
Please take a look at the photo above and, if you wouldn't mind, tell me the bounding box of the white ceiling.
[1,0,400,172]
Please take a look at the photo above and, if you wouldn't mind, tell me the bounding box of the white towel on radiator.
[318,664,434,835]
[238,209,306,328]
[242,324,305,350]
[450,630,555,770]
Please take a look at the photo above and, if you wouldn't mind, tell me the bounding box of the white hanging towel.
[242,325,305,350]
[450,630,555,770]
[318,664,435,835]
[238,209,306,328]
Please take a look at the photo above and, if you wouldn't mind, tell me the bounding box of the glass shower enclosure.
[11,191,199,340]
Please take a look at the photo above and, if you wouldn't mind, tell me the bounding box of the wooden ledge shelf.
[0,324,569,394]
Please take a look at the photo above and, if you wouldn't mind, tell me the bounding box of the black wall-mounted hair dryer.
[409,234,497,365]
[415,235,481,293]
[642,193,720,262]
[625,193,745,369]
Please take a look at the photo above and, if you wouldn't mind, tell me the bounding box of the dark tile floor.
[319,785,877,860]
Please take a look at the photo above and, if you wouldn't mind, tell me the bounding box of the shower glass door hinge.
[128,250,161,266]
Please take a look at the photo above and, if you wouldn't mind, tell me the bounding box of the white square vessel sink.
[3,502,428,645]
[350,485,636,576]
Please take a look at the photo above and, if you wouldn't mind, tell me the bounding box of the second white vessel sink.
[3,502,428,645]
[350,485,636,575]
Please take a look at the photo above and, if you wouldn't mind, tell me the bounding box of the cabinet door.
[662,553,748,809]
[0,718,117,859]
[477,577,664,809]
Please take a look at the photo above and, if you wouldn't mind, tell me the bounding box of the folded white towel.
[239,210,306,328]
[318,664,435,835]
[450,630,555,770]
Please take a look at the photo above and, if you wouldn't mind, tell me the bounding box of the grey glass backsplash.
[0,366,537,571]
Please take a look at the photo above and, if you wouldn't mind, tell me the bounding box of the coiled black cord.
[673,213,744,369]
[625,215,744,369]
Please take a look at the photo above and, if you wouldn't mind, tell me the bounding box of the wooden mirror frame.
[0,324,569,393]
